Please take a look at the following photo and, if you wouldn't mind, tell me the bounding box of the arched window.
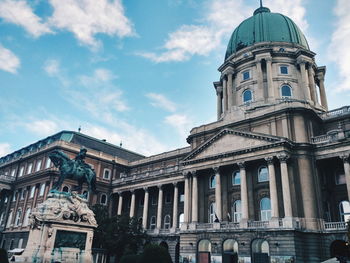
[15,209,22,226]
[198,239,211,252]
[243,90,252,103]
[260,198,271,221]
[23,208,31,227]
[83,191,89,200]
[232,200,242,223]
[150,216,156,229]
[6,210,13,228]
[179,213,184,228]
[62,186,69,192]
[209,202,216,223]
[232,171,240,185]
[258,166,269,182]
[164,215,171,229]
[339,201,350,222]
[209,175,216,189]
[252,239,269,257]
[100,194,107,205]
[223,239,238,253]
[39,184,46,196]
[281,85,292,98]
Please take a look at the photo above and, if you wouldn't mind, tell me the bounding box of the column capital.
[213,166,220,174]
[143,187,149,192]
[157,185,163,190]
[238,162,245,169]
[191,170,197,177]
[265,156,274,165]
[265,57,272,63]
[341,155,350,163]
[130,189,135,194]
[296,58,308,65]
[278,154,290,163]
[182,171,190,178]
[117,191,123,196]
[173,182,179,188]
[215,86,223,95]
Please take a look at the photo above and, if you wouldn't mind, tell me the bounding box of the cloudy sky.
[0,0,349,157]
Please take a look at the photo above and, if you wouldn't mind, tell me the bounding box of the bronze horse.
[49,150,96,193]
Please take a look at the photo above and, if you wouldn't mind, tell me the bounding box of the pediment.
[183,129,283,163]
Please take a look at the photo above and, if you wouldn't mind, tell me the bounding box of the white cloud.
[0,45,20,73]
[328,0,350,91]
[164,114,193,138]
[48,0,135,49]
[0,143,11,157]
[138,0,308,63]
[44,59,60,76]
[25,119,59,136]
[146,93,177,112]
[0,0,52,37]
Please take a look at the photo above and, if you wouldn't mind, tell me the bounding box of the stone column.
[308,66,318,104]
[266,157,279,218]
[32,184,39,209]
[223,77,228,113]
[239,162,249,220]
[191,171,198,222]
[172,183,179,229]
[341,155,350,201]
[216,86,223,120]
[156,185,163,229]
[278,155,293,217]
[317,74,328,110]
[184,173,190,223]
[213,167,222,221]
[117,192,123,215]
[142,188,149,229]
[227,72,233,109]
[129,190,136,218]
[299,61,311,101]
[266,58,274,99]
[256,60,264,98]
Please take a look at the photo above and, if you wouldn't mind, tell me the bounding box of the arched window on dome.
[281,85,292,98]
[243,90,253,103]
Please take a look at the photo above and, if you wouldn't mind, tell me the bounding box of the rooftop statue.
[49,148,97,194]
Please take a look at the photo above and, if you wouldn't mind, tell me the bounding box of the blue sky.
[0,0,349,157]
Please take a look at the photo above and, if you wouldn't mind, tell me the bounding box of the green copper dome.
[225,7,309,60]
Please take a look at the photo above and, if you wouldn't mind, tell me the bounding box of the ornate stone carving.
[29,191,97,229]
[341,155,350,163]
[213,166,220,174]
[265,156,274,164]
[277,154,290,163]
[238,162,245,169]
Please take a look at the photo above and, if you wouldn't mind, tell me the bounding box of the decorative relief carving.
[277,154,290,163]
[265,156,274,165]
[29,191,97,230]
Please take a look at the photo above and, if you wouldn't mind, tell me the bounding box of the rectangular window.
[151,195,157,206]
[103,169,111,180]
[26,163,33,174]
[45,158,51,169]
[165,193,171,204]
[336,173,346,185]
[180,194,185,203]
[10,169,16,177]
[242,70,250,81]
[280,66,288,74]
[35,160,42,172]
[19,167,24,177]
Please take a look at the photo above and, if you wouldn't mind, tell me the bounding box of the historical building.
[1,4,350,263]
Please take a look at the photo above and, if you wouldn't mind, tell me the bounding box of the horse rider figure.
[75,148,91,170]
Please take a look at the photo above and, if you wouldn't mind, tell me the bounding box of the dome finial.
[260,0,263,8]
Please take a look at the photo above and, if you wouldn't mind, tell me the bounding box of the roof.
[225,6,309,60]
[0,130,145,165]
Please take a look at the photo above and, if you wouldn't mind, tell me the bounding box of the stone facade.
[1,5,350,263]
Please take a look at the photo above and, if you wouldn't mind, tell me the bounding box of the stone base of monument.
[18,191,97,263]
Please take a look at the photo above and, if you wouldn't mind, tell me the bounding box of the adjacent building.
[1,5,350,263]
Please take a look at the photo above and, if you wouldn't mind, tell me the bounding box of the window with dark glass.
[281,85,292,98]
[280,66,288,74]
[335,171,346,185]
[209,175,216,189]
[258,166,269,182]
[242,70,250,81]
[260,197,271,221]
[243,90,252,103]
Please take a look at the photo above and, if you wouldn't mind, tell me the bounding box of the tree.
[92,205,149,263]
[140,244,172,263]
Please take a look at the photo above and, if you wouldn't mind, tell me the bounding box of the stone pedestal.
[19,191,97,263]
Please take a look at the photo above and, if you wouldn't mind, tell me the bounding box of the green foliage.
[140,244,172,263]
[92,205,149,262]
[120,254,141,263]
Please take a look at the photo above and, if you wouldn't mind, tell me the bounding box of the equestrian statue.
[49,148,97,194]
